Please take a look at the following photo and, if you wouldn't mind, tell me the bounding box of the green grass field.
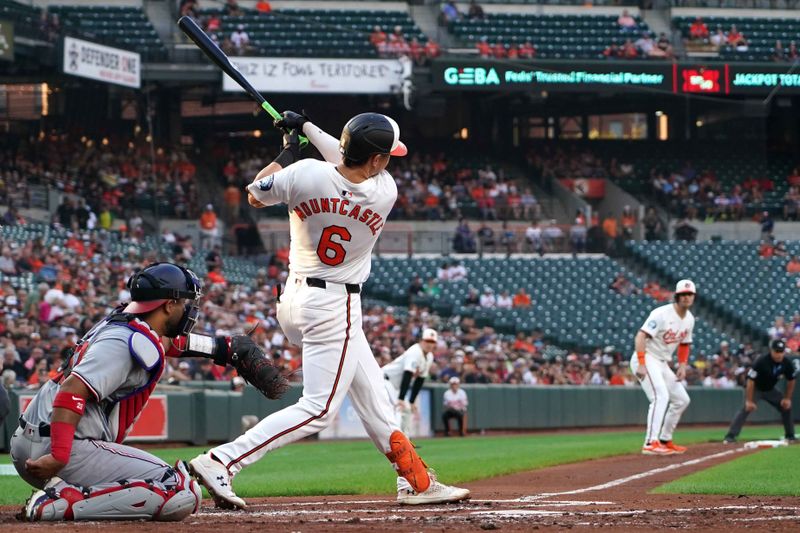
[0,426,787,506]
[655,444,800,497]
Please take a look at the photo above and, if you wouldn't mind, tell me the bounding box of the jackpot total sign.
[431,59,800,95]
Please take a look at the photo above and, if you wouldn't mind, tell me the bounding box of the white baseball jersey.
[382,343,434,390]
[247,159,397,284]
[640,303,694,362]
[443,388,468,411]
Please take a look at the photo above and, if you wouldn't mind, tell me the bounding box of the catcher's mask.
[124,262,203,336]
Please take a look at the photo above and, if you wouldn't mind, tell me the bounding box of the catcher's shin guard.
[24,462,201,522]
[385,430,430,493]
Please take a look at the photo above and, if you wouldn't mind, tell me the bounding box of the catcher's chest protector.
[55,315,165,443]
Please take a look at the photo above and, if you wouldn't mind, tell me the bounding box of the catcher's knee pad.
[385,430,430,493]
[157,460,202,521]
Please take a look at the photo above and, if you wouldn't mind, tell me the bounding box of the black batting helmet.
[339,112,407,162]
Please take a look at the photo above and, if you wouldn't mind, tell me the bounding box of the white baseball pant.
[383,379,412,434]
[630,353,691,444]
[210,273,400,474]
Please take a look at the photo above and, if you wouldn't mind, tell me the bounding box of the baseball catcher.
[12,262,286,521]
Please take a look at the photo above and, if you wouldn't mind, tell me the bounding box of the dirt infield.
[1,442,797,531]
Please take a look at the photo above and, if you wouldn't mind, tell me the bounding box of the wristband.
[50,421,76,464]
[677,344,690,365]
[637,351,646,366]
[273,148,296,168]
[53,391,87,416]
[183,333,231,366]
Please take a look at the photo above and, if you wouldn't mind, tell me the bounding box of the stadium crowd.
[526,144,800,222]
[391,152,540,222]
[0,135,201,222]
[0,220,762,394]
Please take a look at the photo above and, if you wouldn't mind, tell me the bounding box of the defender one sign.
[63,36,141,89]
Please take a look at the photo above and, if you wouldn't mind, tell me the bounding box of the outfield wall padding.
[2,381,799,451]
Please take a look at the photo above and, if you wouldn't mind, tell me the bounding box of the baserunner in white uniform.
[631,279,696,456]
[188,111,470,508]
[382,328,436,435]
[382,329,436,495]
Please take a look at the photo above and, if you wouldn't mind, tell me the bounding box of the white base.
[743,439,788,449]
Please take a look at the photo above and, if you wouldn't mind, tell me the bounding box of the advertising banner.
[559,178,606,199]
[223,57,404,94]
[0,20,13,62]
[432,59,800,96]
[17,394,168,442]
[433,59,670,92]
[62,36,141,89]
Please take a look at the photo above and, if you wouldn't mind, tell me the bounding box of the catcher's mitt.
[229,335,289,400]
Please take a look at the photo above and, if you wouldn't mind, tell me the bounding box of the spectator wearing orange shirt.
[603,43,622,58]
[493,42,507,59]
[408,37,425,65]
[424,39,441,61]
[507,42,519,59]
[689,17,709,41]
[387,25,408,57]
[512,288,531,308]
[370,25,388,56]
[759,238,775,258]
[255,0,271,13]
[602,213,618,240]
[424,190,441,219]
[206,14,221,32]
[727,25,746,48]
[207,265,227,286]
[643,281,671,302]
[223,182,242,222]
[787,255,800,274]
[788,166,800,187]
[199,203,219,249]
[519,40,535,59]
[622,38,638,58]
[513,332,536,354]
[608,365,628,386]
[476,37,491,58]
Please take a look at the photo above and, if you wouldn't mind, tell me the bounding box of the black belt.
[19,417,50,437]
[306,277,360,294]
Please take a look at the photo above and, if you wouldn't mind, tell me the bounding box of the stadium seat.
[365,256,736,358]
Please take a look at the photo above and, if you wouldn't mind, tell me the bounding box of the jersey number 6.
[317,225,351,266]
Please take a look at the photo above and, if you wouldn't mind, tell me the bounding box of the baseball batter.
[631,279,696,456]
[188,112,470,508]
[382,328,437,434]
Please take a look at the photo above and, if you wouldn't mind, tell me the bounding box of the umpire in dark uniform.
[724,339,797,443]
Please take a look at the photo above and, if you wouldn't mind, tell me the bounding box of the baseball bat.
[177,16,308,146]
